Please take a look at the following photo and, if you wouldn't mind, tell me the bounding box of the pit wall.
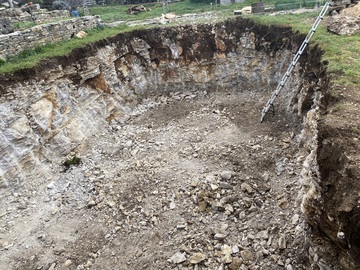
[0,17,339,266]
[299,76,360,268]
[0,17,315,186]
[0,16,102,60]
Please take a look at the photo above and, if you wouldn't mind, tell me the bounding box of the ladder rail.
[260,2,330,123]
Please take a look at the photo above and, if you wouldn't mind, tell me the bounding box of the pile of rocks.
[327,2,360,35]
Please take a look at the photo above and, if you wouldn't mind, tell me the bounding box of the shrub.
[63,155,81,170]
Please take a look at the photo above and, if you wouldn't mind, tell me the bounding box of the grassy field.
[0,0,359,87]
[249,13,360,86]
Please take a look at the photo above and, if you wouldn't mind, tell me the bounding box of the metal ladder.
[260,2,330,123]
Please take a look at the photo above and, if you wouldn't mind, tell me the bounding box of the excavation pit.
[0,18,336,269]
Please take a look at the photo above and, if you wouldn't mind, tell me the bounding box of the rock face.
[1,17,357,269]
[0,18,310,184]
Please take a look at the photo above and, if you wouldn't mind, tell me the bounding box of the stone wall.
[0,15,102,60]
[0,8,70,25]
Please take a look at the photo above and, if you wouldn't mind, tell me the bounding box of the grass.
[1,0,359,89]
[352,126,359,134]
[12,21,38,30]
[0,24,132,74]
[249,12,360,86]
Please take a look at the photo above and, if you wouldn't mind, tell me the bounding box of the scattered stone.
[107,201,116,208]
[214,233,227,240]
[229,257,243,270]
[262,173,270,182]
[63,259,72,267]
[241,183,253,194]
[278,235,287,250]
[87,200,97,208]
[225,204,234,213]
[177,224,186,230]
[189,252,206,264]
[198,201,207,212]
[219,182,232,189]
[278,197,289,209]
[48,263,57,270]
[222,244,232,256]
[47,182,55,189]
[165,12,176,20]
[232,245,240,254]
[221,245,233,263]
[75,30,87,39]
[50,206,58,215]
[291,214,299,225]
[221,254,232,264]
[191,180,199,187]
[257,230,269,240]
[169,252,187,264]
[2,241,13,249]
[240,249,254,264]
[135,249,143,257]
[169,202,176,209]
[220,171,233,180]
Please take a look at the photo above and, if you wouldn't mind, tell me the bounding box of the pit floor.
[1,88,309,269]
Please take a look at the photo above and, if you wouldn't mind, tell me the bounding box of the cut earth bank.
[0,17,359,269]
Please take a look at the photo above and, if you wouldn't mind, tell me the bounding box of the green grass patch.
[274,0,321,11]
[88,0,281,23]
[249,13,360,87]
[0,25,131,74]
[12,21,38,30]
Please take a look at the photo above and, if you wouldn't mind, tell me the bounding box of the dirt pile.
[340,2,360,17]
[327,2,360,35]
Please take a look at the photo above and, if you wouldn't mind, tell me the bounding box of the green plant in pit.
[351,126,359,134]
[63,155,81,170]
[331,103,346,112]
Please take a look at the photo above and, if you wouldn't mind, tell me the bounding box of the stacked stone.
[0,16,101,61]
[0,7,70,24]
